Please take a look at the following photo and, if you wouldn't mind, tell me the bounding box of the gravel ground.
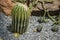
[0,12,60,40]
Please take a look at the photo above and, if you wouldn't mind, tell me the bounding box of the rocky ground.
[0,0,60,40]
[0,12,60,40]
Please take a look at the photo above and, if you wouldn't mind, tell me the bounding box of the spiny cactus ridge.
[10,3,30,35]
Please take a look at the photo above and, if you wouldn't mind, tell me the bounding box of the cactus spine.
[9,3,30,37]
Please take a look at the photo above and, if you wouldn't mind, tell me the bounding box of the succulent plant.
[33,24,43,32]
[37,16,48,23]
[51,25,59,32]
[36,25,42,32]
[8,3,30,37]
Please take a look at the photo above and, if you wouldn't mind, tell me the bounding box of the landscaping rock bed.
[0,12,60,40]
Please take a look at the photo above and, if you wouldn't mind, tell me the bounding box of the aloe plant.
[9,3,30,38]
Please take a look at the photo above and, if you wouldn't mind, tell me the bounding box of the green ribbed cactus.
[10,3,30,38]
[14,0,26,3]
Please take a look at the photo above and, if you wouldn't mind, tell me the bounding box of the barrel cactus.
[8,3,30,38]
[14,0,26,3]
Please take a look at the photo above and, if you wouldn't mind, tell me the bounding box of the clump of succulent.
[37,16,44,23]
[33,24,43,32]
[37,16,48,23]
[8,3,30,38]
[31,0,56,23]
[51,25,59,32]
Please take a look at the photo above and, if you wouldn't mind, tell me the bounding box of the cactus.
[33,24,43,32]
[8,3,30,37]
[14,0,26,3]
[51,25,59,32]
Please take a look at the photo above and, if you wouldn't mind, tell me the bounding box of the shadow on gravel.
[31,9,60,16]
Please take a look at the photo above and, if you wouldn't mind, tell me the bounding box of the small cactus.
[33,25,43,32]
[36,25,42,32]
[37,16,48,23]
[8,3,30,37]
[51,25,59,32]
